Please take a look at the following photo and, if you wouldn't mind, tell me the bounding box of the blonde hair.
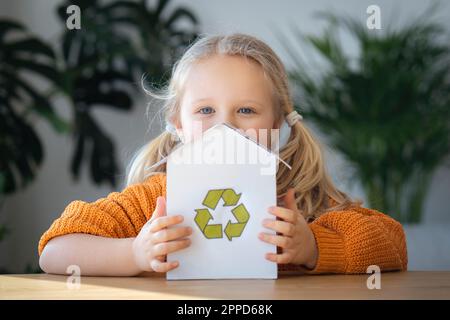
[126,33,360,221]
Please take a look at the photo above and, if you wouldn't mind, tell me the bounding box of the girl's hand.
[258,188,318,269]
[132,196,192,273]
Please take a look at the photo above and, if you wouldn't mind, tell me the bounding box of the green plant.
[283,11,450,223]
[0,20,69,195]
[0,0,199,273]
[1,0,199,192]
[1,0,199,194]
[56,0,199,186]
[56,0,136,187]
[101,0,199,85]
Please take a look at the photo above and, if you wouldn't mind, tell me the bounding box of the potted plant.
[283,11,450,224]
[282,10,450,270]
[0,0,199,273]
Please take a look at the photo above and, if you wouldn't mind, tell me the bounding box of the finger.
[151,196,167,220]
[267,206,296,223]
[265,252,291,264]
[149,215,184,232]
[143,196,166,229]
[152,226,193,244]
[258,232,292,248]
[150,258,179,272]
[283,188,298,212]
[262,219,295,237]
[153,239,191,256]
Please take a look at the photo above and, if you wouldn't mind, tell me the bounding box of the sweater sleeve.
[278,206,408,274]
[38,174,166,256]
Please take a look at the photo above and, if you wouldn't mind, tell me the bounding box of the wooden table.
[1,271,449,300]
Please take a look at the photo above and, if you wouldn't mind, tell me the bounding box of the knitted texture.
[38,173,407,274]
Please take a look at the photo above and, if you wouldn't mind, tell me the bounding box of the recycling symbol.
[194,188,250,241]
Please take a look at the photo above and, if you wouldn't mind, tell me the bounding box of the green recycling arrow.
[194,208,222,239]
[202,189,241,209]
[194,188,250,241]
[225,203,250,241]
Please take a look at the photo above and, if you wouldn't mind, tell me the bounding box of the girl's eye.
[238,107,255,114]
[197,106,255,115]
[198,106,214,114]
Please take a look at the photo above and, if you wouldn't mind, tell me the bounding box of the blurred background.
[0,0,449,274]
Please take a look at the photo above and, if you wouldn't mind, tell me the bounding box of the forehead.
[181,54,274,104]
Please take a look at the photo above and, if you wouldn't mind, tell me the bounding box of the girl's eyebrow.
[192,98,265,107]
[239,99,265,107]
[192,98,214,104]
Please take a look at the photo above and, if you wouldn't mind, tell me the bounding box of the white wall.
[1,0,449,272]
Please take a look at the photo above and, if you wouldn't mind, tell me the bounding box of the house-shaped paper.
[166,123,281,280]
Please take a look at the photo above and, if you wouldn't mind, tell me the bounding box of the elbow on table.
[39,241,53,274]
[39,238,67,275]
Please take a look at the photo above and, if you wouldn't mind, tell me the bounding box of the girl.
[38,33,407,276]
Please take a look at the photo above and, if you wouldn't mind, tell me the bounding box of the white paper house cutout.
[166,123,283,280]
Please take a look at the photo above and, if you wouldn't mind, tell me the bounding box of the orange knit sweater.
[38,173,408,274]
